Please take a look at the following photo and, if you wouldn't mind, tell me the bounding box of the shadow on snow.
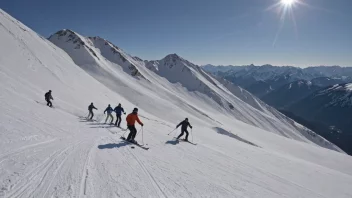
[98,142,130,149]
[165,139,179,145]
[214,127,260,148]
[87,122,107,126]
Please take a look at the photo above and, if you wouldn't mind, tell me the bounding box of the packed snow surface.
[1,9,352,198]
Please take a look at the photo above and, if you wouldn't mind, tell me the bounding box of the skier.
[176,118,192,141]
[126,108,144,143]
[87,103,98,120]
[114,103,126,127]
[104,104,114,124]
[44,90,53,107]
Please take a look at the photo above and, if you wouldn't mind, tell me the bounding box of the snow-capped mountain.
[1,8,352,198]
[202,64,240,74]
[205,64,322,81]
[204,64,352,97]
[212,65,320,99]
[205,65,352,155]
[204,64,352,81]
[290,83,352,115]
[243,75,298,98]
[230,65,318,81]
[261,80,321,109]
[288,83,352,154]
[148,53,218,92]
[48,29,336,144]
[310,77,347,88]
[49,30,144,78]
[304,66,352,79]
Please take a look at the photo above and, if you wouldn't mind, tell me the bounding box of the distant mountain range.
[203,64,352,154]
[288,83,352,153]
[262,80,321,109]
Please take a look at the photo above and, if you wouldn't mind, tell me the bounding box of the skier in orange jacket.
[126,108,144,143]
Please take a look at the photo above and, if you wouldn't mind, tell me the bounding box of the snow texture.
[1,8,352,198]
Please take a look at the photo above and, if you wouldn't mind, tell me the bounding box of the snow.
[325,84,341,92]
[1,8,352,198]
[316,83,352,107]
[345,83,352,91]
[47,29,337,145]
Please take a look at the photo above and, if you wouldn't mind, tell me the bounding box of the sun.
[281,0,296,6]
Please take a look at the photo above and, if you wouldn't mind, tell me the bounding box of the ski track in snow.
[5,141,82,197]
[1,109,352,197]
[128,148,167,198]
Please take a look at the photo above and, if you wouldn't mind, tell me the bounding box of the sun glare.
[267,0,302,46]
[281,0,296,6]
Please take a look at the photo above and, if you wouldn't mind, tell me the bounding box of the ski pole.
[168,128,177,135]
[136,127,143,137]
[142,127,144,145]
[191,128,194,142]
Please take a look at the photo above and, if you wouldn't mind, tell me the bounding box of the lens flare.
[265,0,302,46]
[281,0,296,6]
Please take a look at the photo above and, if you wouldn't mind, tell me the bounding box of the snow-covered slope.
[48,29,339,146]
[1,8,352,198]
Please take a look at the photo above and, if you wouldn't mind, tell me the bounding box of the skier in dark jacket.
[44,90,53,107]
[87,103,98,120]
[114,103,126,127]
[104,104,114,124]
[176,118,192,141]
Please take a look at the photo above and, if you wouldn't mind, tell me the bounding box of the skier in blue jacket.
[104,104,114,124]
[114,103,126,127]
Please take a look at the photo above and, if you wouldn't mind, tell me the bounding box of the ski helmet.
[185,118,188,121]
[49,90,52,92]
[133,108,138,113]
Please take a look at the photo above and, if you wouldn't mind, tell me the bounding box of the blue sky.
[1,0,351,67]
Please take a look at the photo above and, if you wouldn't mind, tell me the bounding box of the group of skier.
[44,90,193,144]
[88,103,126,128]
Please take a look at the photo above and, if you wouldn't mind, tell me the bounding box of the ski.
[35,100,55,108]
[178,139,197,145]
[172,137,197,145]
[120,137,149,150]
